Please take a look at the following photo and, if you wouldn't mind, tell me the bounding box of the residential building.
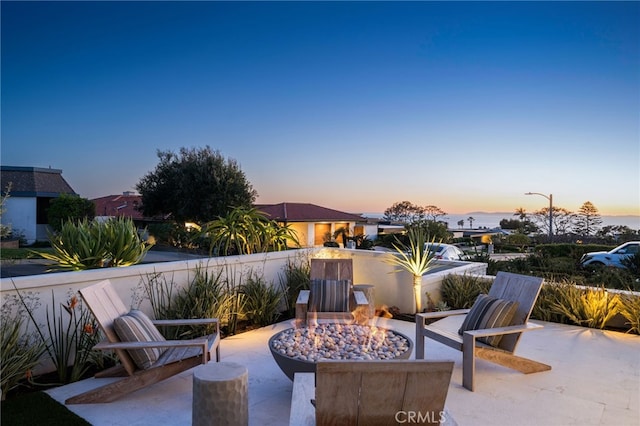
[0,166,77,244]
[256,202,376,247]
[92,192,145,222]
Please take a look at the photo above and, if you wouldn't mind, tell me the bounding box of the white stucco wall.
[0,247,486,374]
[3,197,37,244]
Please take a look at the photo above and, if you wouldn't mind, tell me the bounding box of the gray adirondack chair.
[415,271,551,391]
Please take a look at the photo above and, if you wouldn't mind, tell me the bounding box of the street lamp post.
[525,192,553,242]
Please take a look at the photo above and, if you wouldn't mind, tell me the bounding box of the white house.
[0,166,77,244]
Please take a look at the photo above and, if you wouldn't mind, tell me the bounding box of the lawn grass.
[0,247,51,260]
[1,391,90,426]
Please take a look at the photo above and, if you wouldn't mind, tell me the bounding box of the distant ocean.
[361,212,640,231]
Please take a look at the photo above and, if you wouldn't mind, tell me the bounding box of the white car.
[579,241,640,268]
[424,243,468,261]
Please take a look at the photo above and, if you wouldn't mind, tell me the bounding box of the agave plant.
[386,226,439,313]
[38,217,152,271]
[102,218,152,267]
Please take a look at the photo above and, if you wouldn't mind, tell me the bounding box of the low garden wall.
[0,247,486,375]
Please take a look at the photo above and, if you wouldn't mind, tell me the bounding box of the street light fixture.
[525,192,553,242]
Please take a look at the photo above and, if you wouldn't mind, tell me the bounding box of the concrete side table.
[192,362,248,426]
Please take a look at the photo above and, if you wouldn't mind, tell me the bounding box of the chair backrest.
[79,280,138,375]
[310,258,353,282]
[315,360,454,426]
[487,271,544,352]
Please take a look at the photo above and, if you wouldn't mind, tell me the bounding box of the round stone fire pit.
[269,324,413,381]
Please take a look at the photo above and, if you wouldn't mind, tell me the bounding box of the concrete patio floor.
[47,318,639,426]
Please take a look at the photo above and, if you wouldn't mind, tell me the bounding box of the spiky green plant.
[10,281,103,385]
[102,218,153,267]
[38,219,108,270]
[278,255,311,316]
[618,293,640,334]
[142,266,229,339]
[37,217,152,271]
[551,283,620,329]
[386,226,438,313]
[440,274,492,309]
[531,282,572,324]
[240,273,284,326]
[0,297,46,399]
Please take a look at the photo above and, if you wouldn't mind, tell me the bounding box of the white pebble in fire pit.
[270,324,411,362]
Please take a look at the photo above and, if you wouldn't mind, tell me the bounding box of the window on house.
[36,197,54,224]
[314,223,331,246]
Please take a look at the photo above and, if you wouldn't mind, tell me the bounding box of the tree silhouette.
[574,201,603,237]
[137,146,257,223]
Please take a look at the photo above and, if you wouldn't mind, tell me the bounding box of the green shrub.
[240,273,284,326]
[47,194,95,232]
[620,253,640,276]
[536,243,613,262]
[440,274,492,309]
[584,267,639,291]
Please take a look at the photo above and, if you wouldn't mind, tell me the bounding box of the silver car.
[424,243,468,261]
[579,241,640,268]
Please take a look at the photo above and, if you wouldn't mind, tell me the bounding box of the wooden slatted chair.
[295,259,368,327]
[66,279,220,404]
[289,360,455,426]
[415,271,551,391]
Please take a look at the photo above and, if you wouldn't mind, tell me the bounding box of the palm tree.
[467,217,475,229]
[457,219,464,229]
[514,207,528,221]
[386,226,438,313]
[204,207,299,256]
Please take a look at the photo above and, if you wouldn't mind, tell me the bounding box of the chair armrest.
[289,373,316,426]
[296,290,310,305]
[463,322,543,339]
[152,318,219,327]
[94,338,209,351]
[416,309,470,321]
[353,290,368,306]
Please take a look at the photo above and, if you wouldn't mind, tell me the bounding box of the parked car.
[579,241,640,268]
[424,243,469,261]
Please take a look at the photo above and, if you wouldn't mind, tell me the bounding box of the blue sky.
[2,1,639,217]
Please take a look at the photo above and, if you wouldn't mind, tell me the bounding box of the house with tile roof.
[0,166,77,244]
[256,202,377,247]
[92,192,145,221]
[92,192,170,238]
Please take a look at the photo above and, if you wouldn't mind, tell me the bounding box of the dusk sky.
[2,1,639,218]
